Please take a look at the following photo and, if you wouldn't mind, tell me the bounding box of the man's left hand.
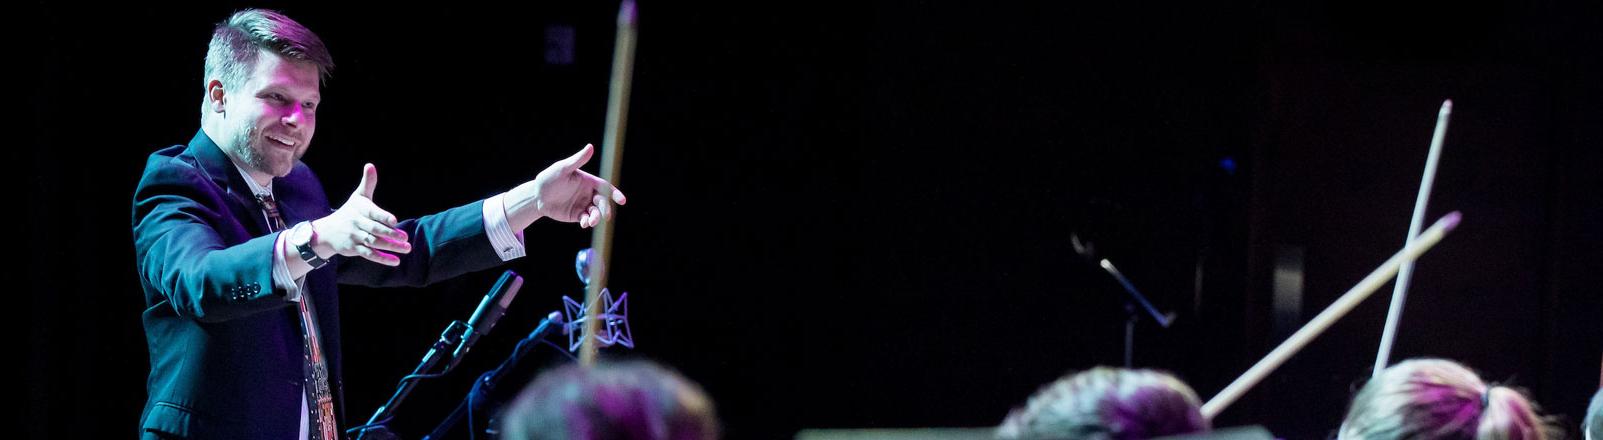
[506,143,627,230]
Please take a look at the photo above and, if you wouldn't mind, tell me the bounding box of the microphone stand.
[1074,233,1175,368]
[354,320,473,440]
[1098,258,1176,368]
[422,312,565,440]
[355,270,524,439]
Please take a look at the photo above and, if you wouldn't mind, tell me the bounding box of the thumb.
[556,143,595,172]
[356,163,378,199]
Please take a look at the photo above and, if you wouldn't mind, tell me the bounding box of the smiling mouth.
[265,133,299,149]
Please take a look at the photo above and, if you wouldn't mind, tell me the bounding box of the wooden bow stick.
[1372,99,1452,376]
[580,0,638,367]
[1201,211,1462,420]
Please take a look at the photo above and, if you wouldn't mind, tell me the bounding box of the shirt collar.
[231,161,274,197]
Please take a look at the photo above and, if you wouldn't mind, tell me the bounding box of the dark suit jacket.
[133,130,507,439]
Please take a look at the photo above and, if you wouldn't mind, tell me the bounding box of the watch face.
[291,224,314,247]
[292,224,324,267]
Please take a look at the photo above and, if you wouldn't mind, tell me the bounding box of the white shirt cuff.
[484,193,525,261]
[272,229,304,302]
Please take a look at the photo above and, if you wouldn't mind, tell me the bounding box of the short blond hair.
[1340,359,1555,440]
[497,360,719,440]
[203,9,333,92]
[998,367,1209,440]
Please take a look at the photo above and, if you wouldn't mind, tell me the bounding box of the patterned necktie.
[256,194,340,440]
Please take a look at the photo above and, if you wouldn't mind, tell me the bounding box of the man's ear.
[205,79,227,114]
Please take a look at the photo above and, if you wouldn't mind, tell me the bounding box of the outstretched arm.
[330,145,627,288]
[502,143,628,231]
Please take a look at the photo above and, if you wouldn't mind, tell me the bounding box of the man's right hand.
[310,163,411,266]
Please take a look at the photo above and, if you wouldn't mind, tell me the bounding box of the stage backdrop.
[21,1,1602,438]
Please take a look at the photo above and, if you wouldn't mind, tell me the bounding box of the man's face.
[222,49,320,178]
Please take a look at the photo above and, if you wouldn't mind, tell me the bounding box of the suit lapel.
[186,130,272,235]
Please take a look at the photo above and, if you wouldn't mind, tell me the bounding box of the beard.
[228,120,305,178]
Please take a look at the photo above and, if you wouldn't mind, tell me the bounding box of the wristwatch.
[289,222,329,269]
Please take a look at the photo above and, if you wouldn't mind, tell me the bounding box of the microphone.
[452,270,523,362]
[421,310,566,440]
[355,270,525,439]
[576,248,598,286]
[530,311,566,339]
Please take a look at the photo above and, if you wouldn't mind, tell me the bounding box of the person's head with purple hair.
[497,360,719,440]
[1339,358,1555,440]
[998,366,1210,440]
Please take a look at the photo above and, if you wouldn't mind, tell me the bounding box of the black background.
[20,1,1603,438]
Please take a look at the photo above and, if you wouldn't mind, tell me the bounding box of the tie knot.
[254,193,277,209]
[254,194,287,232]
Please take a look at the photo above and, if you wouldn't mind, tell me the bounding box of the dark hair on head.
[497,360,719,440]
[204,8,333,90]
[1339,358,1555,440]
[997,367,1210,440]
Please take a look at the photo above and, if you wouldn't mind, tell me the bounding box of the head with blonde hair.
[199,9,333,180]
[497,360,719,440]
[1339,358,1553,440]
[998,367,1210,440]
